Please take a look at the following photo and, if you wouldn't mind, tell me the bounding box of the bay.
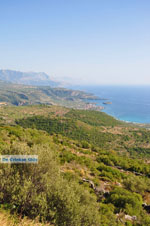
[71,85,150,124]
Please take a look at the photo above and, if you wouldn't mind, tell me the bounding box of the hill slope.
[0,80,100,109]
[1,105,150,225]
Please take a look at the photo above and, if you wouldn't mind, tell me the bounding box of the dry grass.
[0,210,52,226]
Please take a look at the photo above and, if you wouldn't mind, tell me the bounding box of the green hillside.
[1,105,150,225]
[0,80,100,110]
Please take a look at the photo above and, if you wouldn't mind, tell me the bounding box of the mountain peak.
[0,69,60,87]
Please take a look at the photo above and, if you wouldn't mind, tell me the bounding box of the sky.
[0,0,150,85]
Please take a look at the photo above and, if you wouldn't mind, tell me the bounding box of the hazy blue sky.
[0,0,150,85]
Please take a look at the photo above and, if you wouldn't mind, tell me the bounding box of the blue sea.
[71,85,150,124]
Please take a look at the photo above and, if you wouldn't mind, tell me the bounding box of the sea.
[71,85,150,124]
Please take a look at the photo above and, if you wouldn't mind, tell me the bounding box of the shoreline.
[71,85,150,127]
[101,109,150,128]
[85,95,150,128]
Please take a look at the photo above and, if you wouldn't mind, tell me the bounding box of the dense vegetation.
[15,107,150,157]
[0,126,101,226]
[16,115,120,149]
[1,105,150,225]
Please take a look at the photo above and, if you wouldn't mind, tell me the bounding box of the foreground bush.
[0,127,101,226]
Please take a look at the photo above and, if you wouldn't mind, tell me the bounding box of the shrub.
[0,127,101,226]
[105,187,143,215]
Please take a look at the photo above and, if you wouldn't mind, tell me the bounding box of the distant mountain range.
[0,69,60,87]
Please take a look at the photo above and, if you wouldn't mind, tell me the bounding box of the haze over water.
[73,85,150,124]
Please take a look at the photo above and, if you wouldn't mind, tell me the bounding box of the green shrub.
[105,187,143,215]
[0,127,101,226]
